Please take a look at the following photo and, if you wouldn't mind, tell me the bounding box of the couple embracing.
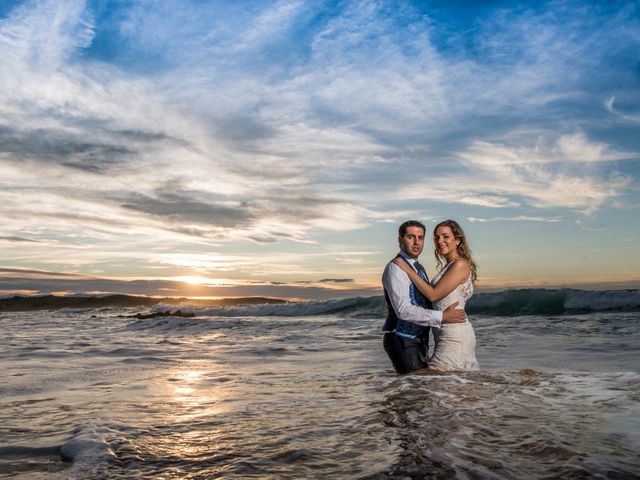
[382,219,479,375]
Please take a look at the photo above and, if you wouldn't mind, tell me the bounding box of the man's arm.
[384,263,465,326]
[384,262,442,327]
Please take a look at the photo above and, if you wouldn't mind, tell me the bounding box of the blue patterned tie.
[414,261,428,281]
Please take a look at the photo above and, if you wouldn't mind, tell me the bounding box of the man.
[382,220,466,374]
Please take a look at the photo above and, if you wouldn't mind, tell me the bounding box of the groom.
[382,220,465,374]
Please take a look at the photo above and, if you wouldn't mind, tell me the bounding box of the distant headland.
[0,294,288,312]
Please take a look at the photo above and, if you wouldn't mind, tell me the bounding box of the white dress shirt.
[381,251,443,328]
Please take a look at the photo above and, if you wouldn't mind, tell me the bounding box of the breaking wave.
[147,288,640,318]
[469,288,640,315]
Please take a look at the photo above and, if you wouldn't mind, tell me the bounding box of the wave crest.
[469,288,640,316]
[149,296,380,318]
[147,289,640,318]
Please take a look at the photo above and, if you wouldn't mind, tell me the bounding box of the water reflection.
[165,368,230,421]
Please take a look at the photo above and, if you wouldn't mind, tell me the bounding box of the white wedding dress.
[429,262,480,372]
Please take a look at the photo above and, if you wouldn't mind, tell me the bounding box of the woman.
[393,219,479,371]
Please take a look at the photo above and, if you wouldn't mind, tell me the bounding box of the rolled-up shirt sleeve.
[383,262,443,328]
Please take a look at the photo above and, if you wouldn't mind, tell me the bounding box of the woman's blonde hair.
[433,219,478,284]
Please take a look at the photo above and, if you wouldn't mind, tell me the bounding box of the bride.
[393,219,479,372]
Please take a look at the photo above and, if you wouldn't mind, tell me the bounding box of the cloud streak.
[400,135,633,214]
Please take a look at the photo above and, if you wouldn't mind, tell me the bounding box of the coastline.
[0,294,288,312]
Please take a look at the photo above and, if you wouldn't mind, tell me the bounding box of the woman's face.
[434,226,459,257]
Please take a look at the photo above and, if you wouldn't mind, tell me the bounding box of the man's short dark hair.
[399,220,426,237]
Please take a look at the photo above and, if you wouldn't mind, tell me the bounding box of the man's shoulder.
[382,259,408,285]
[382,256,402,273]
[381,261,392,280]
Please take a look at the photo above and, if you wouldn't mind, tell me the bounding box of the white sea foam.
[383,369,640,478]
[60,426,115,461]
[60,423,124,478]
[150,296,368,317]
[57,307,96,314]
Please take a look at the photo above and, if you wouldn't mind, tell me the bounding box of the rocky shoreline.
[0,294,287,312]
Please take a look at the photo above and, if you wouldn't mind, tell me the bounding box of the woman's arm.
[392,258,470,302]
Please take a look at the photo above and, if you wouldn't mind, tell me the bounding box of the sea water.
[1,290,639,479]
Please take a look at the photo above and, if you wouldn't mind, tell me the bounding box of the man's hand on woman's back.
[442,303,466,324]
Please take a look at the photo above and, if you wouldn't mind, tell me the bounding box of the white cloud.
[0,0,93,71]
[400,134,632,213]
[461,195,520,208]
[468,216,562,223]
[606,96,640,124]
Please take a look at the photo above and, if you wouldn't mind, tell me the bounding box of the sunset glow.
[174,276,222,286]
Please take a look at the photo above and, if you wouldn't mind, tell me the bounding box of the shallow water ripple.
[381,370,640,479]
[0,308,639,478]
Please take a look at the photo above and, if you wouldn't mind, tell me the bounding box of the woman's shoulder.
[450,257,469,266]
[449,258,471,274]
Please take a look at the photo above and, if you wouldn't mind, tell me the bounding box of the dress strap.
[436,257,469,280]
[441,258,462,272]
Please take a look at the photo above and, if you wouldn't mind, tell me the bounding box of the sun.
[176,276,212,285]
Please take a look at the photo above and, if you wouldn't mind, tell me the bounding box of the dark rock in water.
[128,310,196,319]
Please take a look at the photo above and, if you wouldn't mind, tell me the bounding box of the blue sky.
[0,0,639,299]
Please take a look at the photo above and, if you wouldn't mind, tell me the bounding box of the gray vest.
[382,256,432,339]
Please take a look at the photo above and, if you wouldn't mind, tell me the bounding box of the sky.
[0,0,639,300]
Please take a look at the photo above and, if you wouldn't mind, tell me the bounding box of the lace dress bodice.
[427,259,479,371]
[431,261,474,312]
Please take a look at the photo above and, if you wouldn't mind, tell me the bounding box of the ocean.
[1,289,639,479]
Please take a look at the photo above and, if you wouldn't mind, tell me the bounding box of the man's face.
[398,226,425,259]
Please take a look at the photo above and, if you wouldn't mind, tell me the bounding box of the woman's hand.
[392,257,435,300]
[392,257,413,274]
